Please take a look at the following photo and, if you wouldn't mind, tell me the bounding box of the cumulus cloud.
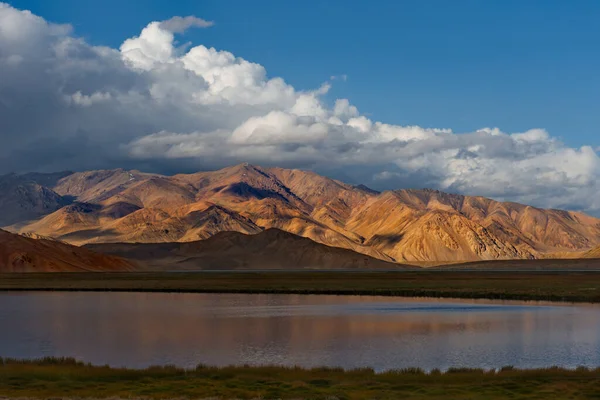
[1,2,600,214]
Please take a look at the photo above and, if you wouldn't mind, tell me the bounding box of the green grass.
[2,271,600,303]
[0,357,599,399]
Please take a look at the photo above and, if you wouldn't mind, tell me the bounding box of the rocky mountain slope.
[86,229,417,270]
[4,164,600,262]
[584,245,600,259]
[0,230,137,272]
[0,173,72,226]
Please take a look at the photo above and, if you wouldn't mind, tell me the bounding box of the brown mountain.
[0,230,137,272]
[86,229,416,270]
[6,164,600,263]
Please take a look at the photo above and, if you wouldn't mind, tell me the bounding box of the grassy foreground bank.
[2,271,600,302]
[1,358,599,400]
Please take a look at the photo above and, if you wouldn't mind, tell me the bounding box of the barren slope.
[86,229,417,270]
[584,245,600,259]
[0,230,137,272]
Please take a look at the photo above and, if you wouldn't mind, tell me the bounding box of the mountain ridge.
[4,163,600,263]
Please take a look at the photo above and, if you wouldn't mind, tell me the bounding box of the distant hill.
[0,229,137,272]
[5,164,600,263]
[86,229,418,270]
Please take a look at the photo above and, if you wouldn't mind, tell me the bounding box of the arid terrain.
[3,164,600,264]
[584,245,600,258]
[0,230,136,272]
[86,228,417,270]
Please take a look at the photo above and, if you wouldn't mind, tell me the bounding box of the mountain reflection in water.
[0,292,599,371]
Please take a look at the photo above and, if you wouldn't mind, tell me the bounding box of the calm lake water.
[1,292,599,371]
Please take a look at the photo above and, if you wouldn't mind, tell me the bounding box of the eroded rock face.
[6,164,600,262]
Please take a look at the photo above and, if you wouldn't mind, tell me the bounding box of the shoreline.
[2,271,600,303]
[1,286,599,304]
[1,358,599,400]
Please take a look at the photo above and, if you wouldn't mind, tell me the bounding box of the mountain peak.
[227,162,264,172]
[354,184,380,195]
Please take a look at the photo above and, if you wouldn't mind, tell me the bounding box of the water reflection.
[0,292,599,371]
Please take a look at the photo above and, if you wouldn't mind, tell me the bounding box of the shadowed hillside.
[86,229,418,270]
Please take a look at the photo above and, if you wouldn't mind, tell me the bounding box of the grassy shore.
[1,358,599,400]
[2,271,600,303]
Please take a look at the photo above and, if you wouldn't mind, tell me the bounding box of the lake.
[1,292,599,371]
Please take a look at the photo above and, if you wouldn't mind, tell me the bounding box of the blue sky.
[8,0,600,148]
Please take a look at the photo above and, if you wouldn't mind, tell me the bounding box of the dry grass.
[2,271,600,302]
[1,358,600,400]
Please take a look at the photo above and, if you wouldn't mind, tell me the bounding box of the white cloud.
[120,22,176,70]
[333,99,358,119]
[1,2,600,214]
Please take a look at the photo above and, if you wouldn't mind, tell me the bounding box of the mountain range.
[3,163,600,264]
